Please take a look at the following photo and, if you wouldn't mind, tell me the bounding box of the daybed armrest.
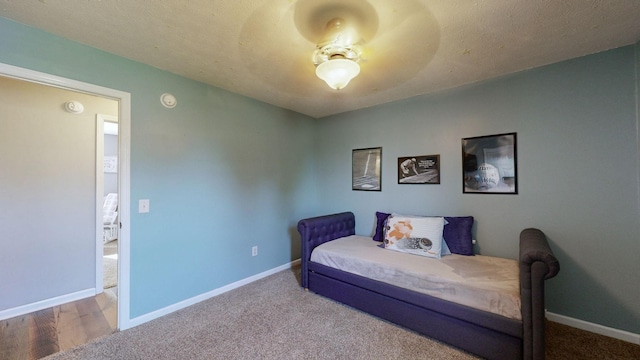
[519,228,560,360]
[297,212,356,288]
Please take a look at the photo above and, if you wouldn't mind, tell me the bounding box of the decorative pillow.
[384,214,445,258]
[443,216,474,256]
[373,211,391,241]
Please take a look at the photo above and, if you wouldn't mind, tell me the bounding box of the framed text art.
[103,156,118,173]
[352,147,382,191]
[462,132,517,194]
[397,155,440,184]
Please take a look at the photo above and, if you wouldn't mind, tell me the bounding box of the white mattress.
[310,235,522,320]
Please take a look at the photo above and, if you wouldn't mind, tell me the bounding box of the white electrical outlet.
[252,246,258,257]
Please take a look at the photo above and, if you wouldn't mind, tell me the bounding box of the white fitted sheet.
[310,235,521,320]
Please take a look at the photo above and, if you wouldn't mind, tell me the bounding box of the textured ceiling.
[1,0,639,118]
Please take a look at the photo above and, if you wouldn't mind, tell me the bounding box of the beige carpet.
[46,265,477,360]
[545,321,640,359]
[103,239,117,256]
[103,240,117,289]
[45,264,640,360]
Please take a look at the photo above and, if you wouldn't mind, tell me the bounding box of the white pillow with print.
[384,214,445,258]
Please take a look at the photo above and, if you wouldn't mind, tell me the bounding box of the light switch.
[139,199,150,213]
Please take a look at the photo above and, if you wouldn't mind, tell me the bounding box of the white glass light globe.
[315,59,360,90]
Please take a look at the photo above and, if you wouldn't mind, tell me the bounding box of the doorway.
[0,63,132,330]
[98,114,119,294]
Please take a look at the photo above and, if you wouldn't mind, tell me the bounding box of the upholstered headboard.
[297,212,356,288]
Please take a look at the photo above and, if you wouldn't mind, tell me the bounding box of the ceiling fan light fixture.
[315,58,360,90]
[313,17,362,90]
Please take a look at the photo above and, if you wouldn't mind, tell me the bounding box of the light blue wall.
[315,46,640,334]
[0,17,318,318]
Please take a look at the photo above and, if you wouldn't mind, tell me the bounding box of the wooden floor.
[0,288,117,360]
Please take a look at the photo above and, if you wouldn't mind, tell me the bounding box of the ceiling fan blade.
[238,1,321,96]
[356,0,440,92]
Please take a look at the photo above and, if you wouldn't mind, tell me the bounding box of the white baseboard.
[126,259,302,329]
[0,288,96,321]
[546,311,640,345]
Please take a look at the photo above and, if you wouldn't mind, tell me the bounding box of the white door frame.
[0,63,132,330]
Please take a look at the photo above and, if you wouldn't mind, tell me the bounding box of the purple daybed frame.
[298,212,559,360]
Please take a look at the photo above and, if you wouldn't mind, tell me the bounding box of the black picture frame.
[462,132,517,194]
[397,155,440,184]
[352,147,382,191]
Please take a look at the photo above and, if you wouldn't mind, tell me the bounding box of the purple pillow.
[443,216,474,256]
[373,211,391,241]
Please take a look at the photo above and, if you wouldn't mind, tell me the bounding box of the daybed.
[298,211,559,360]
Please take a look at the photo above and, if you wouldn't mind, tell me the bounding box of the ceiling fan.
[294,0,378,90]
[238,0,439,95]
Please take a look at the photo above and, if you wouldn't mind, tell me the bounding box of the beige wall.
[0,76,118,310]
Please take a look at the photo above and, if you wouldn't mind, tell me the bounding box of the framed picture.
[398,155,440,184]
[352,147,382,191]
[104,156,118,173]
[462,132,517,194]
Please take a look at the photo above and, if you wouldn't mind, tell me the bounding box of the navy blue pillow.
[443,216,475,256]
[373,211,391,241]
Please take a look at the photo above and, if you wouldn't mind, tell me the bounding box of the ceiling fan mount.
[294,0,379,45]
